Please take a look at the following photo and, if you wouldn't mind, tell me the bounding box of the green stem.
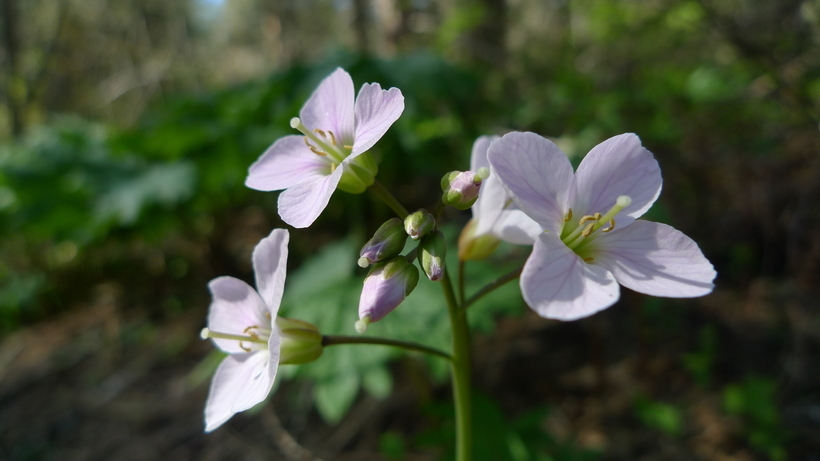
[458,260,466,305]
[322,335,451,360]
[368,179,409,219]
[442,268,472,461]
[463,264,523,310]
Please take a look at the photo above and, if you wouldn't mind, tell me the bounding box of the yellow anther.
[244,325,259,333]
[583,257,594,262]
[313,128,326,138]
[328,131,337,146]
[564,209,573,222]
[239,342,252,352]
[331,163,337,172]
[579,215,598,225]
[343,144,353,150]
[265,312,272,320]
[602,219,616,233]
[304,137,328,157]
[594,212,602,221]
[581,223,595,237]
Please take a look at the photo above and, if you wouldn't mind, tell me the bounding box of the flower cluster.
[199,67,716,433]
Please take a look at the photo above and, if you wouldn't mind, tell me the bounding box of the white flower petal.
[522,234,620,320]
[204,351,275,432]
[569,133,661,228]
[488,132,573,234]
[277,166,344,228]
[300,68,355,145]
[469,135,497,172]
[351,83,404,157]
[492,209,541,245]
[245,135,331,192]
[472,173,509,236]
[591,220,716,297]
[252,229,289,317]
[207,277,270,354]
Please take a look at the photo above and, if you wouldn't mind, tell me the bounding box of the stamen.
[583,257,594,262]
[328,131,337,146]
[564,209,573,222]
[265,312,272,320]
[343,144,353,150]
[579,215,597,225]
[239,342,252,352]
[581,223,595,237]
[199,327,267,344]
[602,219,616,233]
[304,137,328,157]
[355,315,371,334]
[313,128,326,138]
[591,195,631,233]
[290,117,347,162]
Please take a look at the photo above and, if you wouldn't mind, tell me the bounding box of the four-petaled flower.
[489,132,716,320]
[246,68,404,228]
[201,229,289,431]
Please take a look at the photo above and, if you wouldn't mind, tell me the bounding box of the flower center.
[290,117,351,165]
[201,325,272,352]
[559,195,632,260]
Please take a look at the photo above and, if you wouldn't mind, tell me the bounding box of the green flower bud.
[419,230,447,281]
[359,218,407,268]
[276,317,323,365]
[441,169,486,210]
[404,209,436,240]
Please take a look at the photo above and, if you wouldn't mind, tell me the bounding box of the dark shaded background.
[0,0,818,459]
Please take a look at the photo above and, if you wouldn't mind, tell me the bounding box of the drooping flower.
[200,229,322,431]
[458,136,540,260]
[488,132,716,320]
[246,68,405,228]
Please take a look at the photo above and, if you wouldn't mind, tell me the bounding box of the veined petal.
[300,68,355,145]
[252,229,289,317]
[351,83,404,157]
[204,351,274,432]
[488,132,573,234]
[277,165,344,228]
[569,133,661,228]
[245,135,330,191]
[472,173,508,236]
[522,233,620,320]
[207,277,270,354]
[469,135,497,172]
[492,209,541,245]
[591,221,716,297]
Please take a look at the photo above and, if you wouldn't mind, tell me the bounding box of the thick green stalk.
[368,179,409,219]
[322,335,451,360]
[442,269,472,461]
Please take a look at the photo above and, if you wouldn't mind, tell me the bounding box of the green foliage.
[723,376,789,461]
[682,324,718,387]
[634,397,683,437]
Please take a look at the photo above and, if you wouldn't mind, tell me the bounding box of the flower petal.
[300,68,355,145]
[569,133,661,228]
[521,233,620,320]
[469,135,497,172]
[252,229,289,317]
[351,83,404,157]
[491,209,541,245]
[488,132,573,234]
[277,165,344,228]
[472,173,508,236]
[204,351,274,432]
[245,135,330,191]
[207,277,270,354]
[591,220,716,297]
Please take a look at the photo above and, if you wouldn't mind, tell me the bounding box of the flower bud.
[358,218,407,268]
[419,230,447,281]
[404,209,435,240]
[458,218,500,261]
[357,256,419,329]
[441,168,487,210]
[276,316,323,365]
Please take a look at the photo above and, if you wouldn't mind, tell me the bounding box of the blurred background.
[1,0,819,459]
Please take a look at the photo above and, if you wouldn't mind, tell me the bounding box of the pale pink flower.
[488,132,716,320]
[246,68,404,228]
